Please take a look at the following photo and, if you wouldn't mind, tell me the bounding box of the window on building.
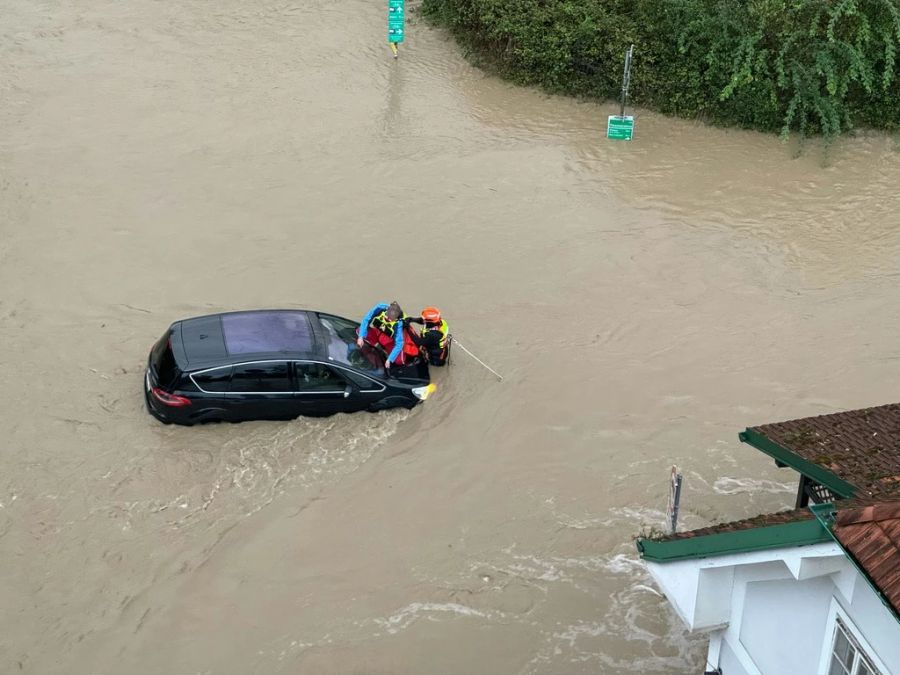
[827,618,881,675]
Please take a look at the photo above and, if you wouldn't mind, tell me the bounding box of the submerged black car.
[144,309,435,425]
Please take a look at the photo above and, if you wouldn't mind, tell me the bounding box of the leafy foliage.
[423,0,900,140]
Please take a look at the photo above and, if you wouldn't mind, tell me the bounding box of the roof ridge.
[835,501,900,526]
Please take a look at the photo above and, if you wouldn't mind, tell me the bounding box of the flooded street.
[3,1,900,673]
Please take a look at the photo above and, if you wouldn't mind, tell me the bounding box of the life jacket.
[422,320,449,349]
[402,324,421,360]
[420,320,450,365]
[371,310,398,338]
[368,311,419,364]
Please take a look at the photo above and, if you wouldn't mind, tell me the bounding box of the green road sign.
[607,115,634,141]
[388,0,405,43]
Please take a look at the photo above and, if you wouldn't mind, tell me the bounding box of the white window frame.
[816,597,889,675]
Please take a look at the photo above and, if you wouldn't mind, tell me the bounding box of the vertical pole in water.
[620,44,634,117]
[388,0,405,57]
[667,465,684,535]
[607,45,635,141]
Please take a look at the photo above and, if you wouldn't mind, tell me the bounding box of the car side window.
[340,368,381,390]
[192,367,232,392]
[295,362,344,392]
[230,362,291,393]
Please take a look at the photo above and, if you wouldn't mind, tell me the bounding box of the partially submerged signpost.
[388,0,405,58]
[666,465,684,534]
[607,44,635,141]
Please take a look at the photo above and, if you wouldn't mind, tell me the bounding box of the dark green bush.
[423,0,900,140]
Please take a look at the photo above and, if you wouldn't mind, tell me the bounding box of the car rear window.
[181,316,228,363]
[150,332,181,388]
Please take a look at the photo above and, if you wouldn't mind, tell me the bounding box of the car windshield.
[317,313,385,374]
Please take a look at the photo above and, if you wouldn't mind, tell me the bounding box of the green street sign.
[607,115,634,141]
[388,0,405,43]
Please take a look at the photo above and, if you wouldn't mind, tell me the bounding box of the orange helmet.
[421,306,442,323]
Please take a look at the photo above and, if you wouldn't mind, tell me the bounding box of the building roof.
[637,403,900,619]
[832,501,900,615]
[742,403,900,500]
[637,511,829,562]
[652,508,815,542]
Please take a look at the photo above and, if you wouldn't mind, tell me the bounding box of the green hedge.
[422,0,900,139]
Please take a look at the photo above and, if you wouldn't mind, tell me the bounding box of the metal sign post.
[388,0,405,57]
[607,44,635,141]
[666,465,684,534]
[619,44,634,117]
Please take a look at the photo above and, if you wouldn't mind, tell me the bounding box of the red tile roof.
[833,501,900,615]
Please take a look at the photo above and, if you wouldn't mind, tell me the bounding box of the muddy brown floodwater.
[2,1,900,673]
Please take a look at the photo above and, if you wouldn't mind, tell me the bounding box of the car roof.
[175,309,331,368]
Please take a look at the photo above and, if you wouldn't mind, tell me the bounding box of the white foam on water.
[632,583,664,597]
[602,552,646,576]
[522,582,704,674]
[609,505,669,530]
[477,546,706,674]
[713,476,795,495]
[100,409,411,534]
[505,554,570,583]
[475,548,650,589]
[373,602,499,635]
[551,509,616,530]
[687,470,711,487]
[553,620,605,647]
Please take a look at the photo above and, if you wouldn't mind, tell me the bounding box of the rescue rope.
[454,341,503,381]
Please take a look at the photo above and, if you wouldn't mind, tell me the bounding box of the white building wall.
[713,562,899,675]
[844,574,900,671]
[737,576,834,675]
[645,543,899,675]
[718,637,752,675]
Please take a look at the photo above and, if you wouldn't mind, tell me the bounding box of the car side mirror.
[344,384,352,398]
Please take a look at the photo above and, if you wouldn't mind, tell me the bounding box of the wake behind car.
[144,309,435,425]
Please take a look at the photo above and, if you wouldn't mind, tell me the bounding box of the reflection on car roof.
[222,311,314,355]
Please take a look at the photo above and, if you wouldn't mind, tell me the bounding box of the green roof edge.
[809,502,837,526]
[636,517,831,562]
[738,428,858,498]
